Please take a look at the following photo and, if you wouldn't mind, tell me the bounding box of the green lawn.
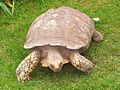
[0,0,120,90]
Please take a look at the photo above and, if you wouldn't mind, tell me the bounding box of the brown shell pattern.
[24,7,95,50]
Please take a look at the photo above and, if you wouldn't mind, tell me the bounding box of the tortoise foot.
[16,50,41,82]
[93,31,103,42]
[16,71,31,82]
[70,51,94,73]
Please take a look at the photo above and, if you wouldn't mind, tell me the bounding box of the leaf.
[0,1,12,16]
[4,0,13,8]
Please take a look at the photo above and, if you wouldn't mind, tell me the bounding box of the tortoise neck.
[46,46,63,62]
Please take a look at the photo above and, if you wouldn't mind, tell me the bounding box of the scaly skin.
[69,51,94,73]
[93,30,103,42]
[16,46,95,82]
[16,50,41,82]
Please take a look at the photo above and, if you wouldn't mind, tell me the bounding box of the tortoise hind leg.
[16,50,41,82]
[69,51,94,73]
[92,30,103,42]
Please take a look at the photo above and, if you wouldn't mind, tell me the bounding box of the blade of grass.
[12,0,14,14]
[0,1,12,16]
[5,0,13,8]
[4,0,15,14]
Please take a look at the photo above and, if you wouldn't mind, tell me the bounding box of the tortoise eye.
[50,64,54,68]
[59,62,62,66]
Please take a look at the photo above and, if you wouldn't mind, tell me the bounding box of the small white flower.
[92,17,100,22]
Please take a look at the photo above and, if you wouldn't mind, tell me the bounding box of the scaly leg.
[69,51,94,73]
[16,50,41,82]
[92,30,103,42]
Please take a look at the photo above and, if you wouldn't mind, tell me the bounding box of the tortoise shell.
[24,7,95,50]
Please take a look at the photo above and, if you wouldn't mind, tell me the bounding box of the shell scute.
[24,7,94,50]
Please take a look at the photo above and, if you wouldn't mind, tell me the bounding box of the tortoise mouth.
[52,68,61,72]
[49,65,62,72]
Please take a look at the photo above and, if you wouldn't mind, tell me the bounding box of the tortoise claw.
[17,75,31,82]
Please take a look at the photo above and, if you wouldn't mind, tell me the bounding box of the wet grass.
[0,0,120,90]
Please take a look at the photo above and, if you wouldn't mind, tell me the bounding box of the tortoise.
[16,6,103,82]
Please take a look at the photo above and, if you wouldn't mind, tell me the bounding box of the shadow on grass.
[31,63,91,83]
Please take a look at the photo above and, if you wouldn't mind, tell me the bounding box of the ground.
[0,0,120,90]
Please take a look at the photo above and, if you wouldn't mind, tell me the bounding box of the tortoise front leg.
[16,50,41,82]
[69,51,94,73]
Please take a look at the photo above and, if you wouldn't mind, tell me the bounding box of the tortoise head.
[49,60,63,72]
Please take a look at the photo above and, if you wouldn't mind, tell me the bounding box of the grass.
[0,0,120,90]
